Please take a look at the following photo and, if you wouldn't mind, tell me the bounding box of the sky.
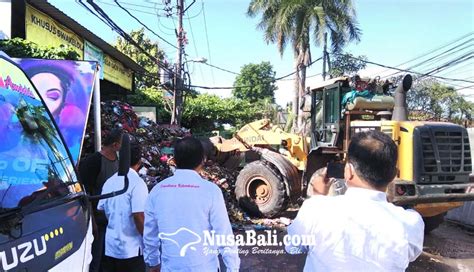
[49,0,474,105]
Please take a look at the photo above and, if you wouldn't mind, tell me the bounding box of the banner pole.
[93,65,102,152]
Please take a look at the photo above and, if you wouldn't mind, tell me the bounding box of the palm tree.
[248,0,361,131]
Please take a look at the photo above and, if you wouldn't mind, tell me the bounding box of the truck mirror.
[88,133,130,200]
[301,94,312,112]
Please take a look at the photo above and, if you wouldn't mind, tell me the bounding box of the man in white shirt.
[98,144,148,272]
[286,130,425,271]
[143,137,240,272]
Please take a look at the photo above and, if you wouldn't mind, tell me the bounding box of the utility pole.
[322,32,328,81]
[171,0,184,125]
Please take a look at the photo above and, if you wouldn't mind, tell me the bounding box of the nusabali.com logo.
[158,228,315,256]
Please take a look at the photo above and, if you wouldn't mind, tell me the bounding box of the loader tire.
[235,161,287,218]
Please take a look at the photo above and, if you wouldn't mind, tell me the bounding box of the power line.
[375,32,473,76]
[96,0,160,15]
[201,62,239,75]
[334,53,474,84]
[190,57,323,89]
[113,0,179,50]
[421,51,473,78]
[410,42,473,73]
[436,60,474,77]
[183,4,203,19]
[455,85,474,91]
[76,0,115,29]
[201,0,215,83]
[384,38,473,78]
[196,56,323,80]
[79,0,173,73]
[99,0,164,9]
[156,14,176,34]
[186,12,205,81]
[279,72,322,81]
[438,78,471,89]
[274,57,323,80]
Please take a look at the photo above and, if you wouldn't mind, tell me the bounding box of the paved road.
[230,221,474,272]
[408,222,474,272]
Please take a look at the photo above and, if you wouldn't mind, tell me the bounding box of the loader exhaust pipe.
[392,74,412,121]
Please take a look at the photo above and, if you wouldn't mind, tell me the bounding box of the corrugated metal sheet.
[309,76,348,91]
[446,128,474,226]
[27,0,145,73]
[446,201,474,226]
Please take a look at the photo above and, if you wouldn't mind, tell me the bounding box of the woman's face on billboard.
[31,73,64,116]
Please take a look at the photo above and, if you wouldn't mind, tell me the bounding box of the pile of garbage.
[81,100,292,229]
[200,164,244,222]
[81,100,190,187]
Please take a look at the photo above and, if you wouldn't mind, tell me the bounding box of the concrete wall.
[445,128,474,226]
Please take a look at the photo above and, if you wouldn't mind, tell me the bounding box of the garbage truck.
[0,54,130,271]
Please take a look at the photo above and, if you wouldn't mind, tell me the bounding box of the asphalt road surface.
[231,221,474,272]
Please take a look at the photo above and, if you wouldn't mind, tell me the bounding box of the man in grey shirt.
[79,128,123,272]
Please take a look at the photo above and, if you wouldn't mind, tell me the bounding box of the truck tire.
[235,161,287,218]
[423,213,446,233]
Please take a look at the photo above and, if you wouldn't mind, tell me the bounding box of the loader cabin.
[305,76,396,155]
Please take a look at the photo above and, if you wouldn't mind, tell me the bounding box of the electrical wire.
[436,60,474,77]
[333,53,474,84]
[183,4,204,19]
[113,0,179,50]
[409,43,473,74]
[96,0,159,15]
[186,12,205,81]
[156,14,177,34]
[279,72,322,81]
[420,52,473,78]
[454,85,474,91]
[189,57,323,89]
[201,0,215,83]
[384,38,473,78]
[100,0,164,9]
[375,32,473,76]
[200,62,239,75]
[79,0,173,73]
[76,0,115,29]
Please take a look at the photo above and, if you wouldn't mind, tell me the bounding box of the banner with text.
[25,5,84,59]
[84,40,104,79]
[103,54,133,91]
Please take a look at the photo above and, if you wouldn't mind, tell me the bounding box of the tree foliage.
[408,79,473,125]
[115,28,168,91]
[329,53,367,77]
[0,38,80,60]
[127,89,267,131]
[232,62,277,102]
[248,0,361,130]
[114,28,174,122]
[116,30,274,131]
[181,94,268,133]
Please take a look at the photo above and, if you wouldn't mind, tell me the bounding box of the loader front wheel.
[235,161,287,218]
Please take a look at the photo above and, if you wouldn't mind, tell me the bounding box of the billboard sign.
[25,5,84,59]
[14,58,96,164]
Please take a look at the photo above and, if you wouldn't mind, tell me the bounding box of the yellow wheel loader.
[209,74,474,232]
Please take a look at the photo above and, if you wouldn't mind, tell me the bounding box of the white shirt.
[143,169,240,272]
[286,187,424,272]
[97,168,149,259]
